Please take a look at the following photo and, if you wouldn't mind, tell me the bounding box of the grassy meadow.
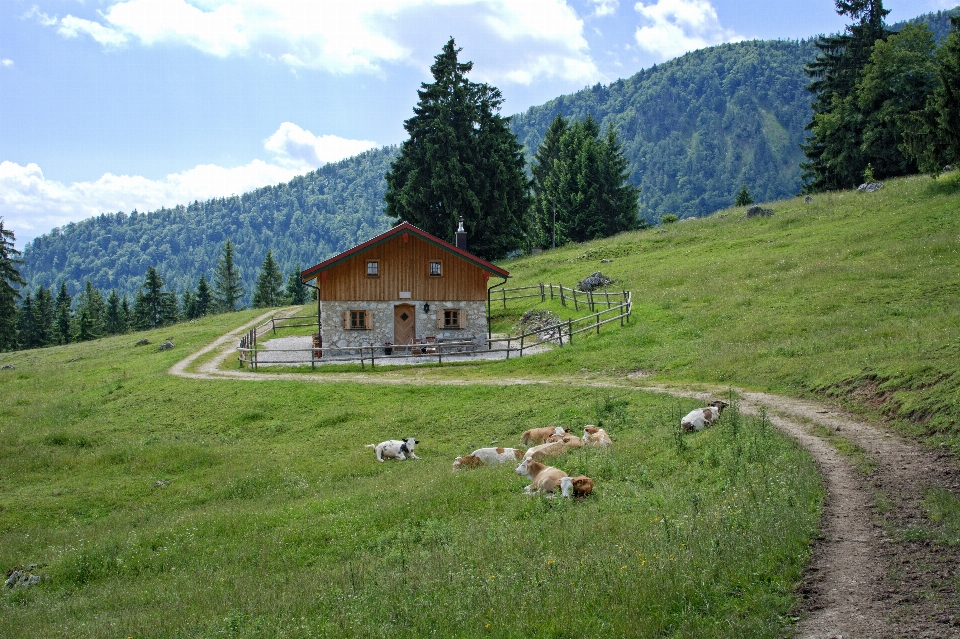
[1,171,957,636]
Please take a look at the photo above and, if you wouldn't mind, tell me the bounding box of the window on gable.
[429,261,442,277]
[366,261,379,277]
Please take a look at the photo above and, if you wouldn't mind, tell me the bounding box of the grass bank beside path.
[1,313,821,637]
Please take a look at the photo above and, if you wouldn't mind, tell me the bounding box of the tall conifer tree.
[54,282,72,345]
[0,219,25,351]
[253,250,284,308]
[213,240,244,312]
[385,38,530,260]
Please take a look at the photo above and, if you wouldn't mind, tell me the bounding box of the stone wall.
[320,300,487,354]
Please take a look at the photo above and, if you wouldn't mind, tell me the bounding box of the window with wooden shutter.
[442,308,462,329]
[346,310,371,329]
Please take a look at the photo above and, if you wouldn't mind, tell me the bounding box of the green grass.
[2,171,958,636]
[0,317,821,637]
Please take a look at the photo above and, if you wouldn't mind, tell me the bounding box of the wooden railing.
[237,287,632,369]
[492,283,629,312]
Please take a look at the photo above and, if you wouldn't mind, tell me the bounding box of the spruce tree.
[133,267,178,329]
[284,267,307,305]
[385,38,531,260]
[531,116,639,245]
[801,0,890,192]
[0,219,26,351]
[34,285,55,347]
[73,280,105,341]
[17,291,35,349]
[902,16,960,174]
[530,114,569,249]
[736,183,754,207]
[195,274,213,317]
[104,288,128,335]
[253,250,284,308]
[213,239,244,312]
[54,282,72,345]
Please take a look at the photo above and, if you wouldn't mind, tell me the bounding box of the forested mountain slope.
[510,39,819,222]
[21,8,956,302]
[21,147,397,305]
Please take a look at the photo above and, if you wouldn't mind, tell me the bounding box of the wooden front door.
[394,304,416,347]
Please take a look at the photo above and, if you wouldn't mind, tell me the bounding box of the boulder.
[578,272,613,291]
[158,341,175,351]
[745,206,774,217]
[857,182,884,193]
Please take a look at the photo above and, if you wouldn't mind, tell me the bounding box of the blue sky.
[1,0,954,247]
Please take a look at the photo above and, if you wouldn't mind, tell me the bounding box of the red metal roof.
[301,221,510,281]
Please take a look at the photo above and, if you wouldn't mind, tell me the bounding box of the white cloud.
[37,0,599,84]
[264,122,378,168]
[633,0,741,60]
[0,123,378,247]
[588,0,619,17]
[1,59,13,67]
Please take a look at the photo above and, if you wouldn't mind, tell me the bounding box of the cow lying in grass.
[560,475,595,498]
[680,401,729,432]
[546,432,584,448]
[366,437,420,462]
[452,447,525,472]
[520,426,568,446]
[524,440,569,462]
[515,458,568,495]
[581,425,612,447]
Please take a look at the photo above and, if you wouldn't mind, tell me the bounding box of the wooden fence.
[238,285,632,369]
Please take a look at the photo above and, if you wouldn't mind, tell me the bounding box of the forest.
[15,8,958,312]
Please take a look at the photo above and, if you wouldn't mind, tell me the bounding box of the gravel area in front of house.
[253,335,552,367]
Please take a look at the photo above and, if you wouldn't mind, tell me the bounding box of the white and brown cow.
[366,437,420,462]
[452,447,525,472]
[680,401,729,432]
[523,440,569,462]
[520,426,568,446]
[515,457,568,495]
[581,425,612,447]
[560,475,595,498]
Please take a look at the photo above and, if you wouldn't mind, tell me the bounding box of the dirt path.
[170,324,960,638]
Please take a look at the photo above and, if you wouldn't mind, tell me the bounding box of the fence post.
[596,311,600,335]
[621,301,625,327]
[550,283,554,300]
[573,289,579,311]
[520,333,524,357]
[605,291,610,308]
[370,346,375,369]
[568,318,573,343]
[540,283,545,302]
[272,318,276,334]
[558,322,563,346]
[503,288,507,309]
[560,286,566,307]
[506,335,511,360]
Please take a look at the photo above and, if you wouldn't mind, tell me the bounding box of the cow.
[452,447,525,472]
[680,401,729,432]
[581,425,612,447]
[560,475,595,498]
[515,457,568,495]
[520,426,568,446]
[546,432,585,448]
[366,437,420,462]
[524,440,569,462]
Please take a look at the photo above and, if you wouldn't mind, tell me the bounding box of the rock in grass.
[578,272,613,291]
[135,338,150,346]
[0,364,14,370]
[857,182,884,193]
[5,565,44,590]
[158,341,175,351]
[745,205,775,217]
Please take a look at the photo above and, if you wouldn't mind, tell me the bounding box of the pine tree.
[902,16,960,174]
[284,266,307,305]
[736,183,754,206]
[530,114,569,249]
[133,267,179,329]
[54,282,72,345]
[252,250,284,308]
[0,219,26,351]
[104,288,128,335]
[385,38,531,260]
[531,116,639,245]
[801,0,890,192]
[73,280,105,341]
[34,285,55,347]
[17,291,36,349]
[213,239,244,312]
[195,274,213,317]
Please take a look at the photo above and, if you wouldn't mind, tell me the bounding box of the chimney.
[455,216,467,251]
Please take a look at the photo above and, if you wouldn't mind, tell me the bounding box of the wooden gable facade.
[301,222,509,354]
